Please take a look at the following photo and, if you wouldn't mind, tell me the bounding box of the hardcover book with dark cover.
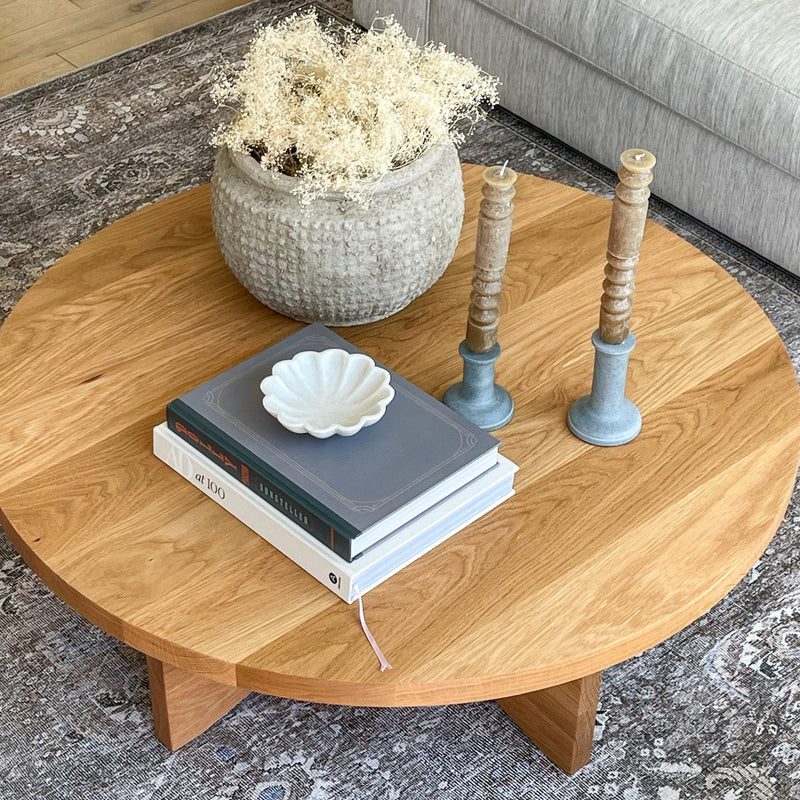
[166,324,499,560]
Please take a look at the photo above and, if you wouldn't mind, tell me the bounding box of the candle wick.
[499,160,509,178]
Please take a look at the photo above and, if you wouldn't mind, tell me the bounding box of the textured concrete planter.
[210,144,465,326]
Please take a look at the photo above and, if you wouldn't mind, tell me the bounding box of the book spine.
[153,426,357,602]
[165,406,357,561]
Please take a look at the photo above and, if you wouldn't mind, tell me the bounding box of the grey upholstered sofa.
[353,0,800,278]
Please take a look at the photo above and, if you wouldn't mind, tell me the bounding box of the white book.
[153,423,517,603]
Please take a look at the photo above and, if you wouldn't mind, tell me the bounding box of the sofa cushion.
[476,0,800,179]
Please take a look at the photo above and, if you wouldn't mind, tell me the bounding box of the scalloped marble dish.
[260,349,395,438]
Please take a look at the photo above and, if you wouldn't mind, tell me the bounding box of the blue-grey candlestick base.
[567,330,641,446]
[443,341,514,431]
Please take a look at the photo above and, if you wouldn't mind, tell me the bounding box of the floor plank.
[0,0,263,98]
[59,0,254,67]
[0,0,77,37]
[69,0,120,8]
[0,0,213,69]
[0,54,74,97]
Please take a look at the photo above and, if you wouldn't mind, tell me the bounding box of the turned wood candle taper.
[443,163,517,430]
[567,148,656,446]
[599,148,656,344]
[465,164,518,353]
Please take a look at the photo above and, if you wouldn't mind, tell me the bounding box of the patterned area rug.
[2,2,799,798]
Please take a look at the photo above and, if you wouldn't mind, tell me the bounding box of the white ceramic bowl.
[260,349,395,438]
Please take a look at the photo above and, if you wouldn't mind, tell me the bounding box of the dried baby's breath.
[211,12,499,205]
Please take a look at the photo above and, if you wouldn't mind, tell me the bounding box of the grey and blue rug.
[1,2,799,798]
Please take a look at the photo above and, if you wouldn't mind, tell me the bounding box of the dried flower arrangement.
[210,12,499,205]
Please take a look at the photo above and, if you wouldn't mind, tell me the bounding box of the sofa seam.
[611,0,800,102]
[457,0,800,181]
[468,0,800,103]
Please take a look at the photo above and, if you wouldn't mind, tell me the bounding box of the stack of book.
[153,324,517,603]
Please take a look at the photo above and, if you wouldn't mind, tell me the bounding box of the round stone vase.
[210,144,465,326]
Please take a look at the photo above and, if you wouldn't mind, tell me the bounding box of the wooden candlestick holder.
[443,164,517,430]
[567,148,655,446]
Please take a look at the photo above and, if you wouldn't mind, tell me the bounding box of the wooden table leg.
[146,656,251,750]
[497,671,602,774]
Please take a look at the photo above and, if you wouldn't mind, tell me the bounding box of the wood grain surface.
[147,655,250,750]
[498,672,602,774]
[0,0,254,96]
[1,165,799,709]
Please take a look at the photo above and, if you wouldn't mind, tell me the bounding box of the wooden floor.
[0,0,257,98]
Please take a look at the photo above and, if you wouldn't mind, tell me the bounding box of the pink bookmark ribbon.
[354,584,392,671]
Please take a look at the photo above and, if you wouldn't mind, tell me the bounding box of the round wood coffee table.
[1,166,798,774]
